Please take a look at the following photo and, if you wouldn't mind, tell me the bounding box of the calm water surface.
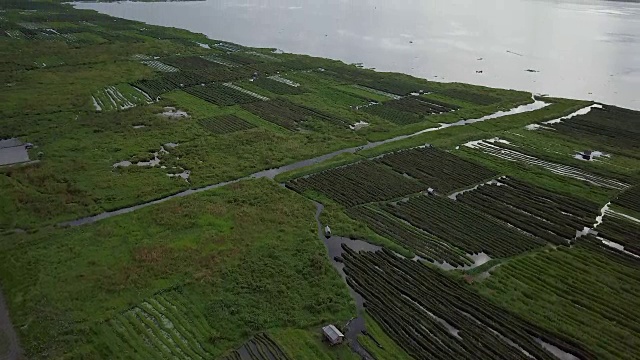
[75,0,640,109]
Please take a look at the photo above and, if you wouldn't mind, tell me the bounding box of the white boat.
[324,225,332,237]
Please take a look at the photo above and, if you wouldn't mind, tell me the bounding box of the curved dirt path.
[0,288,22,360]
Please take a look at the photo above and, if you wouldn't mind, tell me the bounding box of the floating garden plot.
[214,42,242,52]
[92,84,152,112]
[341,248,593,360]
[250,77,304,95]
[457,177,600,245]
[17,22,42,30]
[97,291,216,359]
[268,75,300,87]
[437,88,501,105]
[219,334,290,360]
[351,85,401,100]
[480,238,640,359]
[465,140,629,190]
[141,60,179,73]
[200,55,237,67]
[346,205,472,266]
[241,99,350,130]
[362,96,457,125]
[162,56,226,72]
[323,65,430,95]
[376,146,497,194]
[613,185,640,214]
[223,83,269,101]
[132,78,178,100]
[91,30,142,43]
[286,161,425,207]
[197,115,256,135]
[184,83,261,106]
[549,105,640,153]
[363,105,424,125]
[384,96,458,114]
[384,195,545,257]
[596,215,640,256]
[219,52,263,66]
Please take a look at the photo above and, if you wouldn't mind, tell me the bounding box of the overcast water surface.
[75,0,640,109]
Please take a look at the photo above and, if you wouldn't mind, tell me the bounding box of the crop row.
[612,185,640,214]
[596,215,640,256]
[340,247,593,360]
[252,77,305,95]
[482,240,640,360]
[323,64,430,95]
[437,88,500,105]
[385,96,457,114]
[384,195,545,257]
[376,146,498,194]
[162,55,227,72]
[466,140,630,190]
[92,84,152,112]
[197,115,256,135]
[97,291,214,359]
[580,235,640,268]
[131,71,205,100]
[241,99,350,130]
[346,205,472,266]
[219,333,290,360]
[551,105,640,153]
[363,105,424,125]
[184,83,261,106]
[457,177,600,245]
[286,161,425,207]
[160,56,256,82]
[141,60,179,73]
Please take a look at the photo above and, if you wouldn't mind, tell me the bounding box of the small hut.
[322,324,344,345]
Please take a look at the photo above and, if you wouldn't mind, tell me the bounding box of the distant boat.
[324,225,332,237]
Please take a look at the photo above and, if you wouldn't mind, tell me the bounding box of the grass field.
[0,180,354,359]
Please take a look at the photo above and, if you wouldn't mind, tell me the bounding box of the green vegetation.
[475,243,640,360]
[358,315,413,360]
[287,161,426,207]
[385,195,545,258]
[342,247,594,360]
[274,152,363,183]
[2,1,640,359]
[0,180,354,359]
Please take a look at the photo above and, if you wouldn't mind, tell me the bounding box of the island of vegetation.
[1,1,639,359]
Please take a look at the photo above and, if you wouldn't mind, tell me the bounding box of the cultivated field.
[1,1,639,359]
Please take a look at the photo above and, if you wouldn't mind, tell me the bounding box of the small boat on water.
[324,225,332,237]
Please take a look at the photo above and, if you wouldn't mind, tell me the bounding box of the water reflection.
[75,0,640,109]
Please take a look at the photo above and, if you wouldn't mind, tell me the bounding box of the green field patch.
[197,115,257,135]
[475,242,640,360]
[286,160,425,207]
[241,99,351,130]
[384,194,546,257]
[0,180,355,358]
[375,146,497,194]
[342,247,594,359]
[92,83,152,112]
[184,83,262,106]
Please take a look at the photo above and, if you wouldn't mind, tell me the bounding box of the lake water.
[75,0,640,109]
